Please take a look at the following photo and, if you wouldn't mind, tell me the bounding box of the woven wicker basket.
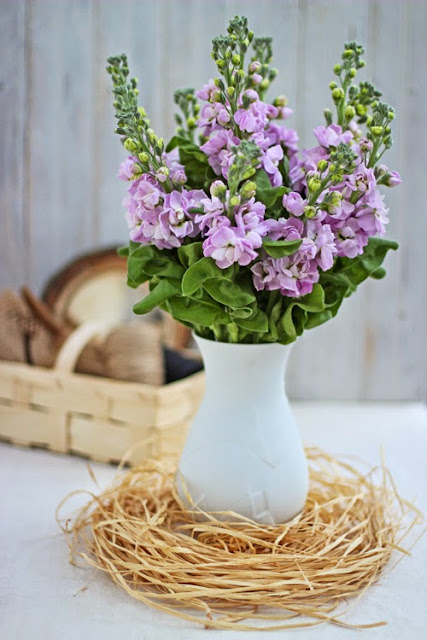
[0,326,205,465]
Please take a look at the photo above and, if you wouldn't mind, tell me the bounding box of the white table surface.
[1,402,426,640]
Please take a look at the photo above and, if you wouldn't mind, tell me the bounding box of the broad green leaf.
[167,296,230,326]
[230,307,253,319]
[370,267,386,280]
[234,308,268,332]
[262,238,303,258]
[203,278,256,308]
[143,257,185,278]
[253,169,287,208]
[281,284,326,341]
[127,245,156,285]
[117,245,129,257]
[133,279,180,315]
[182,257,232,296]
[177,242,203,268]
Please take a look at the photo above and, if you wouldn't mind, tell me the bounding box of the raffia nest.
[57,448,422,631]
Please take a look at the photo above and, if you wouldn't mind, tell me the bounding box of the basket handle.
[54,321,115,373]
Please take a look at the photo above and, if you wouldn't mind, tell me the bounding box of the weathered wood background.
[0,0,425,400]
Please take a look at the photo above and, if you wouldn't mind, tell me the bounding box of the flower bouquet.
[107,16,400,523]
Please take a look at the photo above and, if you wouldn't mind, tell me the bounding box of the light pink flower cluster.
[123,173,204,249]
[197,84,298,188]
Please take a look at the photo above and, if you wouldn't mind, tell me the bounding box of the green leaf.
[143,257,185,278]
[234,308,269,332]
[262,238,303,258]
[370,267,386,280]
[117,245,129,257]
[253,169,287,208]
[127,244,156,285]
[132,279,180,315]
[167,296,230,326]
[230,307,253,319]
[182,257,232,296]
[281,284,326,341]
[177,242,204,268]
[203,278,256,308]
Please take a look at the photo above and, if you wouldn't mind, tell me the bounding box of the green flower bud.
[132,163,143,176]
[324,108,333,125]
[227,86,235,97]
[260,78,270,90]
[194,104,200,115]
[242,167,256,180]
[344,105,356,119]
[138,106,146,117]
[343,49,354,58]
[333,64,342,75]
[214,78,225,90]
[237,69,245,80]
[273,94,287,107]
[240,180,257,199]
[186,116,196,128]
[232,53,241,65]
[124,138,137,151]
[210,89,222,102]
[308,177,322,192]
[304,205,317,219]
[248,30,254,42]
[356,104,367,116]
[317,159,328,172]
[138,152,150,163]
[210,181,227,199]
[371,125,383,136]
[388,110,395,120]
[225,50,232,60]
[332,87,345,102]
[216,59,225,70]
[349,68,357,77]
[329,81,337,90]
[229,195,241,207]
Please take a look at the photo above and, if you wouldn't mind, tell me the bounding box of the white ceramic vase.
[176,334,308,524]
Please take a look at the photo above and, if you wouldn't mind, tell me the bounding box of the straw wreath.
[57,448,422,631]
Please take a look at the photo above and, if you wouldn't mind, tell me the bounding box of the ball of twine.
[57,448,422,631]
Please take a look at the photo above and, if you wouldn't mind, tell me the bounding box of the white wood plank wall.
[0,0,425,400]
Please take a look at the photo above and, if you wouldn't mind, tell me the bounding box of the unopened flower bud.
[232,53,241,66]
[332,87,345,102]
[333,64,342,75]
[273,94,287,107]
[227,86,235,97]
[248,30,254,42]
[349,68,357,77]
[240,180,257,199]
[343,49,354,58]
[138,106,146,117]
[304,205,317,219]
[213,78,224,90]
[251,73,262,85]
[356,104,367,116]
[260,78,270,91]
[371,125,383,136]
[388,110,395,120]
[210,89,222,102]
[171,169,187,185]
[146,128,156,142]
[186,116,196,128]
[308,177,322,192]
[242,167,256,180]
[229,195,241,207]
[344,105,356,119]
[210,180,227,200]
[138,152,150,163]
[329,81,337,90]
[155,166,169,183]
[249,61,262,73]
[124,138,137,151]
[317,159,328,172]
[216,59,225,70]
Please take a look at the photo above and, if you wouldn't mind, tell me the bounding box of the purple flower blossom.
[313,123,353,148]
[333,218,368,258]
[282,192,307,217]
[251,255,319,297]
[234,99,269,133]
[203,226,260,269]
[200,129,240,178]
[304,219,337,271]
[262,144,284,187]
[355,190,389,236]
[345,163,376,195]
[118,156,139,181]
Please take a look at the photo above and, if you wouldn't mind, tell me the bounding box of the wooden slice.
[42,247,192,350]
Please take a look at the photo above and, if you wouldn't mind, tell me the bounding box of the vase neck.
[194,335,291,394]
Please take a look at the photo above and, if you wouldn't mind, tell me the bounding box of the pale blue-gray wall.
[0,0,426,400]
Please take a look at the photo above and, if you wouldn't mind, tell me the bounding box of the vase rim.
[192,332,291,351]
